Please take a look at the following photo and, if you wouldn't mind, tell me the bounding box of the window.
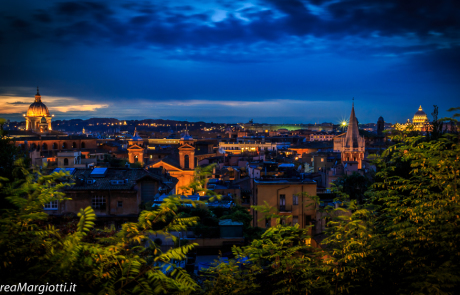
[63,158,69,166]
[265,218,270,228]
[293,194,298,205]
[292,216,299,225]
[92,196,106,210]
[184,154,189,169]
[44,200,58,210]
[321,158,324,162]
[280,194,286,206]
[117,201,123,208]
[279,194,286,211]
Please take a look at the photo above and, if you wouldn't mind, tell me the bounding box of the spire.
[419,105,423,111]
[344,100,360,148]
[132,127,142,141]
[35,86,41,103]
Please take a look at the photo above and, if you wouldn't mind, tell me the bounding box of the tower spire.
[345,100,359,148]
[35,86,41,103]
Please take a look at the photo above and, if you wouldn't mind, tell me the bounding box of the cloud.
[7,101,30,105]
[2,0,458,63]
[0,91,108,115]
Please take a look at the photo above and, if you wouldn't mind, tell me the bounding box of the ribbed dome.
[27,88,50,117]
[415,105,426,116]
[27,102,50,117]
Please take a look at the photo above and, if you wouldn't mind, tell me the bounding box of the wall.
[253,182,317,229]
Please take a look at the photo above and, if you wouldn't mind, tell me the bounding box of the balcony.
[279,205,292,213]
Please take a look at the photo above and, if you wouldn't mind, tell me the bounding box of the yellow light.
[23,114,25,116]
[342,121,347,126]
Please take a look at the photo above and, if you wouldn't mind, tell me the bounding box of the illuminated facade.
[333,103,365,169]
[25,88,52,132]
[127,128,145,165]
[394,105,431,132]
[147,130,196,194]
[413,105,429,124]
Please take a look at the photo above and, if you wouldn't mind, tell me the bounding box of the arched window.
[134,155,138,162]
[72,142,77,148]
[81,142,85,148]
[31,143,36,149]
[42,143,47,150]
[184,154,189,169]
[62,142,68,149]
[64,158,69,166]
[53,142,58,149]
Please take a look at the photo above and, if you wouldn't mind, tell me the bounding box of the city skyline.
[1,0,459,123]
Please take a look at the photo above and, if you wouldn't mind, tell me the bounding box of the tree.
[322,125,460,294]
[333,172,371,204]
[0,165,201,294]
[0,119,30,209]
[200,201,333,295]
[180,164,217,196]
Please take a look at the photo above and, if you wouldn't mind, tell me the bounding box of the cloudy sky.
[0,0,459,124]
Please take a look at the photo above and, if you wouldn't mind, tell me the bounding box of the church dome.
[27,88,50,117]
[413,105,428,124]
[414,105,426,116]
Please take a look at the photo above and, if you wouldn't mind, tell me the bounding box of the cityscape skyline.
[1,0,459,123]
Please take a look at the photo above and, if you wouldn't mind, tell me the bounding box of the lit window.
[321,158,324,162]
[92,196,106,209]
[293,195,298,205]
[44,200,58,210]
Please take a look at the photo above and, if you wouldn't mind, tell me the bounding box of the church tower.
[179,127,195,170]
[128,127,145,165]
[341,102,365,169]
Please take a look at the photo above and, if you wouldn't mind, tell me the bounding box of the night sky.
[1,0,459,124]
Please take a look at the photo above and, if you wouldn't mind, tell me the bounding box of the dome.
[180,129,193,140]
[414,105,426,116]
[131,127,143,141]
[27,88,50,117]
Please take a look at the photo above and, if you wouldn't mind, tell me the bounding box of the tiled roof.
[65,168,177,191]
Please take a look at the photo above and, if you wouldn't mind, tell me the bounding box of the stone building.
[147,130,196,194]
[25,87,53,132]
[45,167,177,225]
[333,103,365,169]
[252,179,317,231]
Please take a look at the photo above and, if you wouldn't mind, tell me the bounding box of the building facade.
[25,88,53,132]
[333,103,365,169]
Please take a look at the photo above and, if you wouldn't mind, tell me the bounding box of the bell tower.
[341,101,365,169]
[179,126,195,170]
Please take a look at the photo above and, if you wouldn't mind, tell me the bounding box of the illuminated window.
[293,195,298,205]
[44,200,58,210]
[321,158,324,162]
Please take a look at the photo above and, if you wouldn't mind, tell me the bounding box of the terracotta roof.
[65,168,177,191]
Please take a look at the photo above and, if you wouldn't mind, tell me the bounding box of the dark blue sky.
[1,0,459,124]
